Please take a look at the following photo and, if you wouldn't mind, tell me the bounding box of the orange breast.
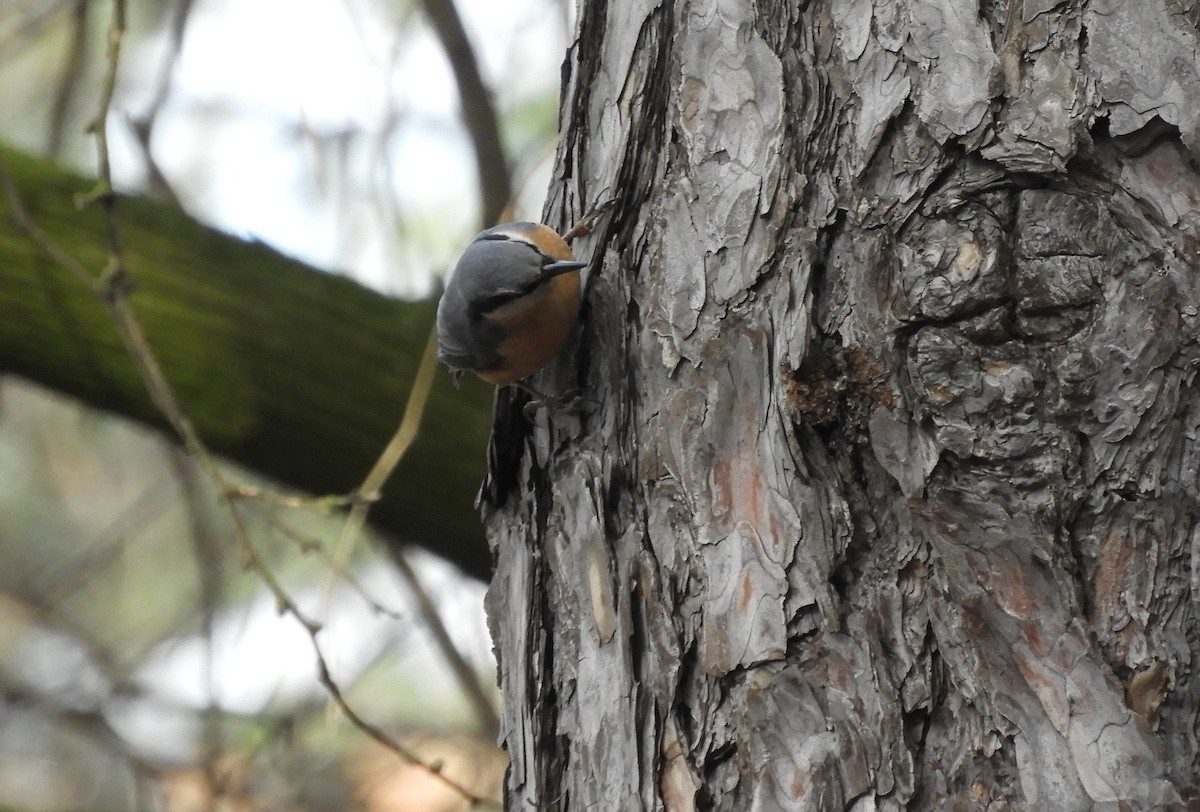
[479,269,582,385]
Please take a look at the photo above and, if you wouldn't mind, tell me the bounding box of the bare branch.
[48,0,90,156]
[330,325,439,574]
[313,644,502,809]
[127,0,198,203]
[325,322,500,735]
[389,548,501,739]
[421,0,513,226]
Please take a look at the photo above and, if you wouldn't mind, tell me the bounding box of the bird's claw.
[562,197,618,244]
[516,385,598,422]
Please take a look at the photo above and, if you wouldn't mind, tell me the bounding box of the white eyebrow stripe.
[482,226,541,251]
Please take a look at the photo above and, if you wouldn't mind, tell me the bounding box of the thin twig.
[48,0,90,156]
[127,0,196,203]
[77,0,213,468]
[246,499,409,622]
[224,456,501,804]
[225,498,497,805]
[227,484,354,513]
[329,325,440,574]
[389,549,500,738]
[314,649,501,808]
[0,155,100,293]
[323,324,499,735]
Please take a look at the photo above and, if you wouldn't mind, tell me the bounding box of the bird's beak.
[543,259,588,277]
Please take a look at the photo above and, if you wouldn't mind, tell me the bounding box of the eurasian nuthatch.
[436,221,587,386]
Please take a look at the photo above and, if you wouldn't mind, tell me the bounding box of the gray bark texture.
[483,1,1200,808]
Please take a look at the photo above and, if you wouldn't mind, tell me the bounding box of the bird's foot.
[562,198,618,244]
[513,382,599,422]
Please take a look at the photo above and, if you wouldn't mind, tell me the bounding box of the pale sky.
[117,0,569,295]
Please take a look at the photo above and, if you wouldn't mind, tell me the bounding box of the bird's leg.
[510,379,552,402]
[562,197,618,244]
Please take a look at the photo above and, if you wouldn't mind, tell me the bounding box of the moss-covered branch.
[0,145,495,578]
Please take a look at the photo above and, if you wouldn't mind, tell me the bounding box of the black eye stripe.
[471,271,556,317]
[473,293,518,315]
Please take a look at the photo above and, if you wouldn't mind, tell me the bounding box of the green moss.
[0,144,495,578]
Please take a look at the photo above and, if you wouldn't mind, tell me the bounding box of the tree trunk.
[484,1,1200,808]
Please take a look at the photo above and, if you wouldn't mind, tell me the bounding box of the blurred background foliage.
[0,0,571,808]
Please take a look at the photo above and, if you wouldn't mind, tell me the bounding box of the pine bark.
[484,1,1200,808]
